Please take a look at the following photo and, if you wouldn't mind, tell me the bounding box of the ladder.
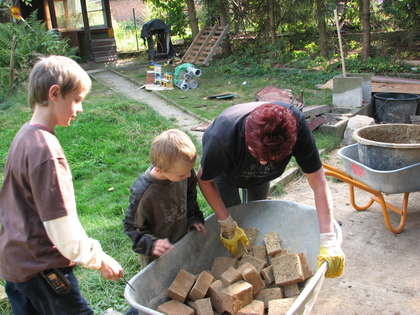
[181,24,231,66]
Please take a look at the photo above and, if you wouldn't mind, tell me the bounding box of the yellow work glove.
[317,232,345,278]
[218,215,249,255]
[218,215,238,239]
[220,226,250,255]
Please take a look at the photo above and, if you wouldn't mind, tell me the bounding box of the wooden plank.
[203,24,231,66]
[182,24,231,66]
[192,25,218,64]
[372,83,420,94]
[181,26,211,63]
[302,105,331,117]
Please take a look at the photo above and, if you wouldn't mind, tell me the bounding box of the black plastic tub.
[373,92,419,123]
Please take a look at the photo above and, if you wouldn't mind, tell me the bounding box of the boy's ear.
[48,85,61,101]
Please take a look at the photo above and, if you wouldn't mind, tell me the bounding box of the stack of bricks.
[157,228,314,315]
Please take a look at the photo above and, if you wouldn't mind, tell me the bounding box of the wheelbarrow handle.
[286,262,328,315]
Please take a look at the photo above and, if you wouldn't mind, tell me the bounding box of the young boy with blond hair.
[0,55,123,315]
[123,129,206,268]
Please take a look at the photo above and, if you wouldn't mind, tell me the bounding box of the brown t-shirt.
[0,123,76,282]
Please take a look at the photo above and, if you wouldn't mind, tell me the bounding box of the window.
[54,0,106,31]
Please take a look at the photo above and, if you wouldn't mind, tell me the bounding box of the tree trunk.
[186,0,199,40]
[316,0,328,58]
[268,0,276,44]
[219,0,232,57]
[362,0,371,59]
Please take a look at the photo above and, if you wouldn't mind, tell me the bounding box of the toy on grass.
[174,63,202,91]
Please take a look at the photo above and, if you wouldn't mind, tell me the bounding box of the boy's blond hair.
[28,55,92,109]
[150,129,197,172]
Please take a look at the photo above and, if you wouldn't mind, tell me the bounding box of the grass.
[0,57,342,314]
[110,55,336,122]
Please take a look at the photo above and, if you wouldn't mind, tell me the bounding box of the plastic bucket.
[373,93,419,123]
[353,124,420,170]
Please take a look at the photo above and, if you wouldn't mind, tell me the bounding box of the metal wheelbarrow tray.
[125,200,342,315]
[323,144,420,234]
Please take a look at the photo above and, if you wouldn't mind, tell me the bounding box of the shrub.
[0,10,77,101]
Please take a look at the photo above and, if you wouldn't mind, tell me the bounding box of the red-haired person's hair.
[245,103,298,162]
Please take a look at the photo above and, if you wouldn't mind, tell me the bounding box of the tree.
[316,0,329,58]
[361,0,370,59]
[185,0,199,39]
[268,0,276,44]
[142,0,190,38]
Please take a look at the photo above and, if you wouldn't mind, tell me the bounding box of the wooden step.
[182,24,231,66]
[91,38,118,63]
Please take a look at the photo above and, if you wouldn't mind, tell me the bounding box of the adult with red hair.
[198,101,344,278]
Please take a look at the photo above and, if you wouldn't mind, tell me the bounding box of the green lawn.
[110,56,336,121]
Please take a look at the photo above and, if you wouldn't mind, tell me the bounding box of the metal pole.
[133,8,139,51]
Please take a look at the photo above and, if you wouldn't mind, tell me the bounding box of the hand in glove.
[317,232,345,278]
[218,215,238,239]
[218,215,249,255]
[220,226,249,255]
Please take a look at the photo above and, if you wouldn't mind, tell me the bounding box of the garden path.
[87,67,207,141]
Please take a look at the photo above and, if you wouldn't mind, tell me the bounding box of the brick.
[261,265,275,285]
[211,257,239,280]
[267,298,296,315]
[221,267,242,286]
[252,245,267,263]
[239,262,265,295]
[168,269,197,303]
[243,226,259,249]
[255,288,284,309]
[189,270,214,300]
[233,242,249,259]
[221,280,253,314]
[273,249,289,258]
[207,280,225,314]
[157,299,194,315]
[236,299,265,315]
[263,232,282,256]
[283,283,300,298]
[239,254,267,273]
[298,252,314,280]
[272,254,304,286]
[186,297,213,315]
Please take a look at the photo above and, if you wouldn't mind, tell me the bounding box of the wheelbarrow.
[323,144,420,234]
[124,200,342,315]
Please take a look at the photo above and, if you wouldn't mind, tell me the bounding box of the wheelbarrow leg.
[371,192,409,234]
[348,184,375,211]
[323,163,409,234]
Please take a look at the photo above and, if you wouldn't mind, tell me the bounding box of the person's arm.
[186,169,205,231]
[304,167,334,234]
[43,212,123,280]
[123,204,157,255]
[197,165,248,254]
[305,167,345,278]
[197,165,230,221]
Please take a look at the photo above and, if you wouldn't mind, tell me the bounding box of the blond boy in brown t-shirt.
[0,55,123,314]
